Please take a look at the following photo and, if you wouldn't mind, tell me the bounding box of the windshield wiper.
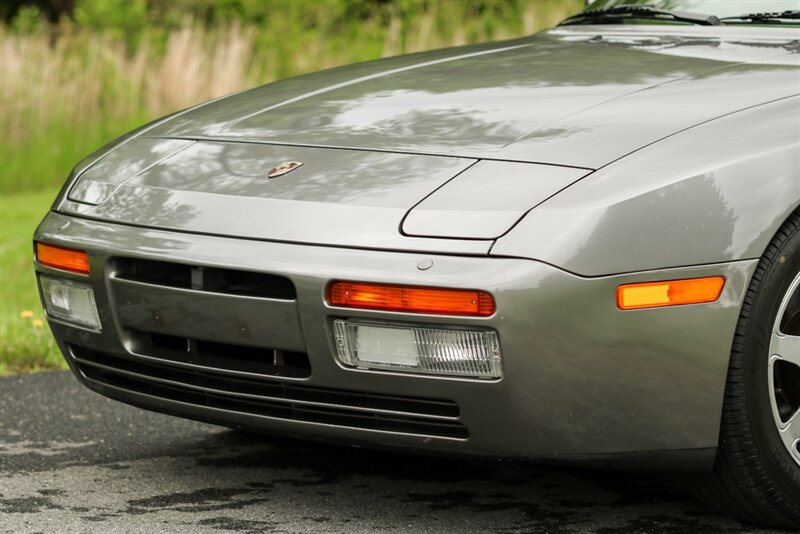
[719,10,800,24]
[560,5,722,27]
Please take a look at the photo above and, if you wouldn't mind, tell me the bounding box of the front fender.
[491,96,800,276]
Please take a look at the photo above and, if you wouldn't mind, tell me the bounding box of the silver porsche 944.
[33,0,800,527]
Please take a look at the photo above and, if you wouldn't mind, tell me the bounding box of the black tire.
[691,209,800,529]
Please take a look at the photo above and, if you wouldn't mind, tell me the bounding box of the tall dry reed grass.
[1,24,258,143]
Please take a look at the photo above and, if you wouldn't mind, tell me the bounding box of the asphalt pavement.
[0,371,780,533]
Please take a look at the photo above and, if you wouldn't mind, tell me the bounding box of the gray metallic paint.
[492,96,800,275]
[36,21,800,467]
[62,141,493,254]
[402,161,590,240]
[35,212,756,460]
[135,26,799,169]
[56,25,800,268]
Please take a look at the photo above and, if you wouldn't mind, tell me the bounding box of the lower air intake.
[69,345,468,439]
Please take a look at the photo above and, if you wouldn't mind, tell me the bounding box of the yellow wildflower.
[20,310,34,319]
[32,319,44,328]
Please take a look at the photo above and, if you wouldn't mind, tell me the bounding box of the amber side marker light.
[617,276,725,310]
[327,281,496,316]
[35,242,90,275]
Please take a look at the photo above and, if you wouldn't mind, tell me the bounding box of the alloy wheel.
[769,270,800,467]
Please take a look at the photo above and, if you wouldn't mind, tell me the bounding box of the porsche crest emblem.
[268,161,303,178]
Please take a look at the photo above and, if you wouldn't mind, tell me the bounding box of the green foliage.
[8,4,43,33]
[73,0,149,49]
[1,112,153,195]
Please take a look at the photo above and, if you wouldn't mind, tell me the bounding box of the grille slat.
[128,329,311,379]
[112,258,296,300]
[128,330,311,378]
[69,345,467,439]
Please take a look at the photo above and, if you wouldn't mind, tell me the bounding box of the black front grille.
[70,345,467,439]
[112,258,296,300]
[130,329,311,379]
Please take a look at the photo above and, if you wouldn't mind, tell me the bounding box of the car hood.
[145,25,800,168]
[60,26,799,254]
[64,138,590,251]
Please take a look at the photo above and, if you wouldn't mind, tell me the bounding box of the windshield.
[583,0,800,20]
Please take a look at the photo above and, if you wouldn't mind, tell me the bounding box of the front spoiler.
[35,211,756,468]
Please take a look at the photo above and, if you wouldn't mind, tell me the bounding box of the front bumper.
[35,211,756,467]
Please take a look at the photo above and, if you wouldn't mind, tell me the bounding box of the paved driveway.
[0,371,776,533]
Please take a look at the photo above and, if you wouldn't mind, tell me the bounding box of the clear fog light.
[40,276,101,331]
[333,320,502,379]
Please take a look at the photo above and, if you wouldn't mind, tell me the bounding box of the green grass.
[0,188,64,374]
[1,113,153,195]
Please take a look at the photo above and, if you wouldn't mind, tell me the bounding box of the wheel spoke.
[779,410,800,453]
[772,333,800,367]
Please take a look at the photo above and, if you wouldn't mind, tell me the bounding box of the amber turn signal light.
[617,276,725,310]
[327,281,496,316]
[35,242,90,275]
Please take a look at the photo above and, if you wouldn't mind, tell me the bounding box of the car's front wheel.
[693,209,800,529]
